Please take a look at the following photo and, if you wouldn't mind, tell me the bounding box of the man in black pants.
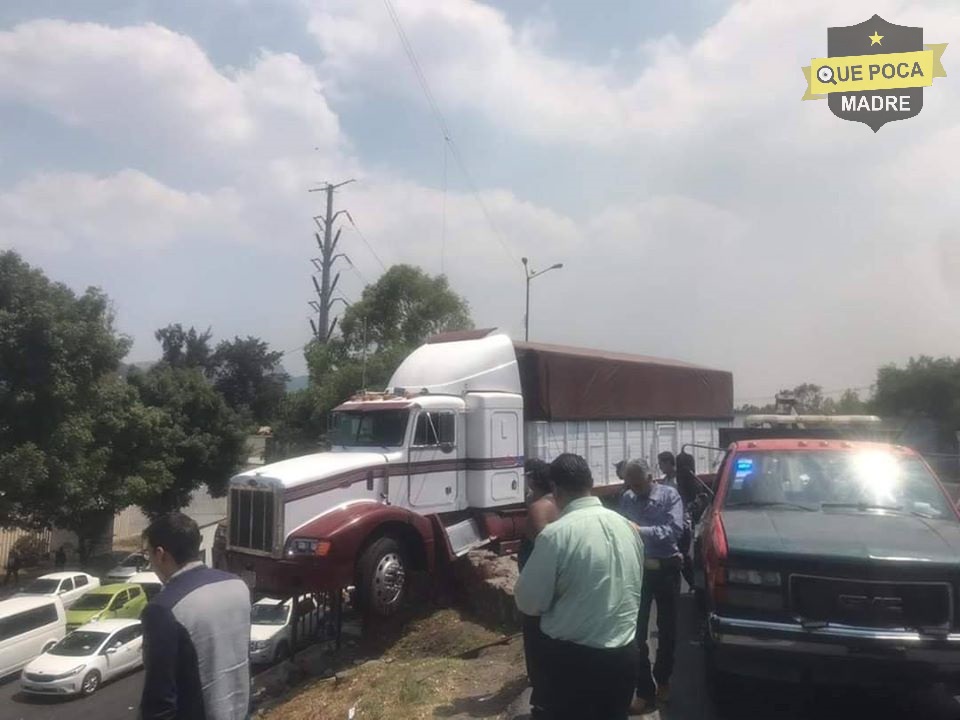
[516,454,644,720]
[618,458,685,714]
[518,459,558,719]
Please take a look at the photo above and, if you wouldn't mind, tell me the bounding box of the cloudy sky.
[2,0,958,404]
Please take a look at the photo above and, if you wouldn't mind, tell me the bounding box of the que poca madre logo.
[802,14,947,131]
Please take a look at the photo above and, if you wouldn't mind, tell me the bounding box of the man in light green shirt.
[514,453,643,720]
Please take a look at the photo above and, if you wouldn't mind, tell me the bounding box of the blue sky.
[2,0,959,402]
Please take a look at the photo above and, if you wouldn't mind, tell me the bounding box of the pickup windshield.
[330,410,409,447]
[723,449,955,520]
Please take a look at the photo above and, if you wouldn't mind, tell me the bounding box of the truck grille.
[229,487,276,554]
[790,574,952,629]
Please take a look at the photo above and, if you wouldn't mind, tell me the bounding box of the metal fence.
[0,527,52,568]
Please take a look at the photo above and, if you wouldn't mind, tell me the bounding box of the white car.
[103,552,150,585]
[127,571,163,601]
[18,573,100,609]
[0,596,66,679]
[20,619,143,697]
[249,595,321,665]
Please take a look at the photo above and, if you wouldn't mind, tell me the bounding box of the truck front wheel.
[356,537,407,617]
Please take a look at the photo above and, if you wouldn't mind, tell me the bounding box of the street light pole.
[522,257,563,342]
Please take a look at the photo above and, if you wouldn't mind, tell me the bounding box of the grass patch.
[264,609,525,720]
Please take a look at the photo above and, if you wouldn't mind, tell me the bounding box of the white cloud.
[307,0,960,148]
[0,20,344,176]
[0,170,247,254]
[4,2,960,401]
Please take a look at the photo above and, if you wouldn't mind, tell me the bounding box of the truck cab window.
[414,412,455,447]
[331,410,409,447]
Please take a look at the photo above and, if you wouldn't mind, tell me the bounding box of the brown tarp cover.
[514,341,733,422]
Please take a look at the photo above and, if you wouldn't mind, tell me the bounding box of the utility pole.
[308,179,355,342]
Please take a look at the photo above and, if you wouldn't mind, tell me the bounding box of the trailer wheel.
[356,537,407,617]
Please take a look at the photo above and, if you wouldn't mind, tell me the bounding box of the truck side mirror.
[439,442,455,455]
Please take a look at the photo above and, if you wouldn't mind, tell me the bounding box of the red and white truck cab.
[225,330,733,615]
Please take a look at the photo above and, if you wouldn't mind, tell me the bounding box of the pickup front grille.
[790,574,952,629]
[229,487,277,554]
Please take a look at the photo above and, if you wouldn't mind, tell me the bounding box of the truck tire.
[356,536,407,617]
[274,640,290,664]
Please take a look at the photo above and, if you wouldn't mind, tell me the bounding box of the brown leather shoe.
[656,683,671,704]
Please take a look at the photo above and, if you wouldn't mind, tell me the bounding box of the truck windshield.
[331,410,409,447]
[724,450,956,520]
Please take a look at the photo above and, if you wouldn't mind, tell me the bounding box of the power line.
[441,138,447,276]
[382,0,517,266]
[344,211,387,272]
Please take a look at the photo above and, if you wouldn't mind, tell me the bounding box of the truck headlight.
[250,641,269,651]
[285,538,331,557]
[726,569,781,587]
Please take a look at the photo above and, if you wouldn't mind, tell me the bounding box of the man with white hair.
[617,458,685,714]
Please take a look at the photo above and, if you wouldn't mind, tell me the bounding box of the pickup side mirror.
[105,647,117,655]
[439,441,455,455]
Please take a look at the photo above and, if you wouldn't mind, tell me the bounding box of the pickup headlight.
[726,569,781,587]
[250,640,270,651]
[285,538,331,557]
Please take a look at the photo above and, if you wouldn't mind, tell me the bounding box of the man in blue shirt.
[617,458,685,714]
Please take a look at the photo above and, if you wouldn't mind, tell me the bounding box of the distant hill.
[286,375,309,392]
[119,360,157,376]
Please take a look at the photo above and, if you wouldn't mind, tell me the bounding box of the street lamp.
[522,257,563,342]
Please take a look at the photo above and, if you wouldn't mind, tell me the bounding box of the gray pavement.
[0,667,142,720]
[505,594,960,720]
[3,595,959,720]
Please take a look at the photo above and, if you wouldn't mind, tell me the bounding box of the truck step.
[445,518,490,557]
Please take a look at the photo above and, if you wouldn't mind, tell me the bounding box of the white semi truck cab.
[225,329,733,616]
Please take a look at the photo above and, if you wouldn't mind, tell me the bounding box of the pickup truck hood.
[234,451,401,492]
[723,509,960,564]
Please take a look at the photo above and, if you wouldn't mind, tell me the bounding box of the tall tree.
[155,323,215,373]
[211,336,289,426]
[128,365,247,518]
[273,266,473,459]
[338,265,473,353]
[873,356,960,445]
[0,252,164,559]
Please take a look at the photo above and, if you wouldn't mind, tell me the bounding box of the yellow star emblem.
[869,31,884,46]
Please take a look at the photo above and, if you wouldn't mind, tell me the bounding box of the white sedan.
[20,619,143,697]
[17,572,100,609]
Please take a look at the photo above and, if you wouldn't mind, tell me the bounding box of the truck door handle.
[511,480,518,490]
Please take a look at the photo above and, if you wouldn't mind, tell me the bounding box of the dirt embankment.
[263,608,526,720]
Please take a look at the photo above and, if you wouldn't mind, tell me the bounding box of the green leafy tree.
[154,323,215,373]
[211,336,289,426]
[338,265,472,353]
[272,266,473,458]
[128,365,247,518]
[0,252,166,560]
[872,356,960,446]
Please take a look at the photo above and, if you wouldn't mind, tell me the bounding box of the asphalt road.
[0,667,143,720]
[505,594,960,720]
